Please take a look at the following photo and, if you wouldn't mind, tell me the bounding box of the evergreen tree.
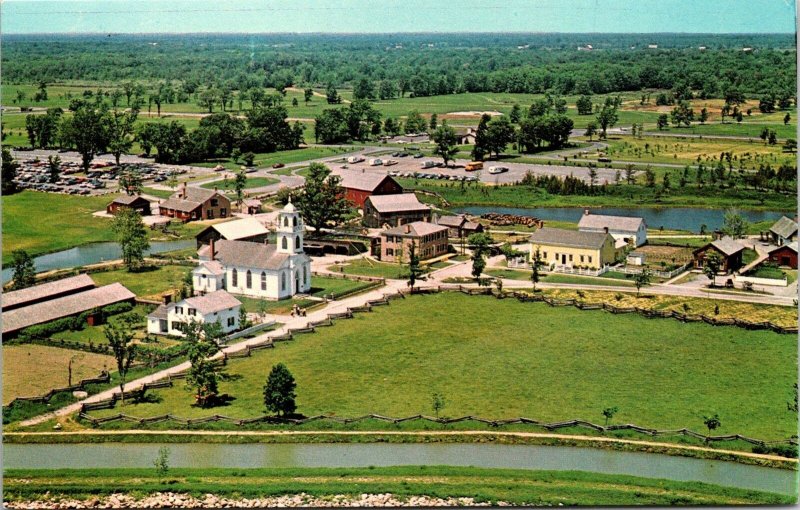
[263,363,297,416]
[10,250,36,290]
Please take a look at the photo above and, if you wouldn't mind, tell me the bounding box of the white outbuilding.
[147,290,241,337]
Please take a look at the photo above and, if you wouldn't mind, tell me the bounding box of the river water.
[454,206,788,232]
[1,240,195,284]
[3,443,796,496]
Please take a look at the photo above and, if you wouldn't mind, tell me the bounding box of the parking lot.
[329,151,620,186]
[10,150,212,196]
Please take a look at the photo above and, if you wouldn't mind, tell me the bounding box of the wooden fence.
[75,411,797,449]
[4,371,111,409]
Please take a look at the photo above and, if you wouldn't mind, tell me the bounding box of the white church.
[193,201,312,300]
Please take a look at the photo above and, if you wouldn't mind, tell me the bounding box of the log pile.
[481,212,543,228]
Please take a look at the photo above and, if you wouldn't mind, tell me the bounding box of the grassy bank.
[2,466,792,505]
[402,179,796,214]
[77,293,796,441]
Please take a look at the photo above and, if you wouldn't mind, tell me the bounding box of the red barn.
[767,242,798,269]
[333,170,403,209]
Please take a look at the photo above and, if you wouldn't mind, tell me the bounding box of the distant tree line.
[4,34,795,101]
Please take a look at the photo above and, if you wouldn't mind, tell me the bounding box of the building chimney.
[210,238,216,261]
[162,293,172,305]
[603,226,609,234]
[404,224,411,234]
[584,209,590,216]
[181,183,187,199]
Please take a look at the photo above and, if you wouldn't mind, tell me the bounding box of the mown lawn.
[3,467,791,506]
[88,293,797,441]
[199,177,279,191]
[2,191,116,264]
[236,276,379,315]
[192,147,346,172]
[3,345,113,404]
[329,258,415,279]
[89,265,191,299]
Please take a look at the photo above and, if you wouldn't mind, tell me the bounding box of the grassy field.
[3,345,113,404]
[3,467,791,506]
[85,293,797,441]
[2,191,117,264]
[199,176,280,191]
[594,136,795,169]
[237,276,378,316]
[89,265,191,299]
[51,304,173,348]
[329,258,414,279]
[193,147,346,172]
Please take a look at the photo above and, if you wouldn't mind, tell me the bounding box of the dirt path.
[4,429,795,464]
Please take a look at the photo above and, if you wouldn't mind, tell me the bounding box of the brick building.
[380,221,449,263]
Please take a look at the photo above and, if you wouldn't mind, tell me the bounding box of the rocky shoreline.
[4,493,522,509]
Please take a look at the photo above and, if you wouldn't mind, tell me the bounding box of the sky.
[1,0,796,34]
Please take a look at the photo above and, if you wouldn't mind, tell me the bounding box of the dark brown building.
[436,214,484,239]
[692,236,745,273]
[106,195,152,216]
[159,184,231,222]
[335,171,404,209]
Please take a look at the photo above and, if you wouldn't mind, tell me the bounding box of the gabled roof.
[2,274,96,310]
[193,260,226,276]
[366,193,430,213]
[200,217,269,241]
[382,221,448,238]
[529,227,612,250]
[693,236,745,257]
[770,216,798,239]
[578,212,645,233]
[3,283,135,335]
[333,170,401,193]
[769,241,798,254]
[437,215,467,228]
[182,290,241,315]
[110,194,151,206]
[161,187,228,212]
[198,240,291,271]
[147,304,169,320]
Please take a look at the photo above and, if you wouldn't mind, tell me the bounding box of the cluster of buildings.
[529,211,646,270]
[2,274,136,337]
[146,202,311,338]
[106,184,234,222]
[334,169,485,264]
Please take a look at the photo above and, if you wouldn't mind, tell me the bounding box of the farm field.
[3,467,791,506]
[85,293,797,441]
[3,344,113,405]
[594,136,795,169]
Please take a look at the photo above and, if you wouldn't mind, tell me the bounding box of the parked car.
[413,153,424,158]
[488,166,509,175]
[273,163,285,168]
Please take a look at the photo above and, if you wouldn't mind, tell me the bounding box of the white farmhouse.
[193,201,312,300]
[577,210,647,247]
[147,290,241,337]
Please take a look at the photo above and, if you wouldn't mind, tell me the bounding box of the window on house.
[281,272,286,291]
[211,199,218,206]
[232,268,238,286]
[295,236,300,250]
[188,308,196,316]
[220,208,227,217]
[283,217,289,227]
[246,270,252,288]
[282,237,288,250]
[303,265,307,284]
[207,211,214,220]
[580,255,584,263]
[387,248,393,256]
[227,317,235,327]
[588,256,593,263]
[261,271,267,290]
[175,306,183,314]
[293,217,297,227]
[569,254,573,262]
[543,251,547,259]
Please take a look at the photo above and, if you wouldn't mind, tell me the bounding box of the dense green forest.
[3,33,795,98]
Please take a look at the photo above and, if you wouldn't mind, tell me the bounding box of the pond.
[3,443,796,496]
[453,206,788,232]
[1,240,195,284]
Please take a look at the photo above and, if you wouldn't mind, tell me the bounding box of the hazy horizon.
[2,0,796,35]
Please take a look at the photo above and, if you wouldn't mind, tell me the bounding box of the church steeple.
[277,199,303,254]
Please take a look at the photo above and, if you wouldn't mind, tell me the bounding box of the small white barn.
[577,210,647,247]
[194,201,312,300]
[147,290,241,337]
